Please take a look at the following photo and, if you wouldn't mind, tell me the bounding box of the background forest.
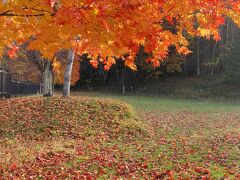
[73,19,240,101]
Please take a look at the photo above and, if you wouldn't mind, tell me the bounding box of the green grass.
[71,91,240,113]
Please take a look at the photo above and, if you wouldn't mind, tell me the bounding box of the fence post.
[0,69,10,98]
[0,70,2,98]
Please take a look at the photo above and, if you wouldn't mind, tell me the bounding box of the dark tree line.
[75,20,240,93]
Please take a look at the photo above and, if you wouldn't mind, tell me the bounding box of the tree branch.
[0,10,12,16]
[0,8,53,17]
[0,13,45,17]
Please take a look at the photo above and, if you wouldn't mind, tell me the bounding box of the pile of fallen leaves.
[0,97,239,179]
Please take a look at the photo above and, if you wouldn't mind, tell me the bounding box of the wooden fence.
[0,69,42,98]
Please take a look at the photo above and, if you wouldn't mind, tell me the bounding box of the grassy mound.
[0,97,150,178]
[0,97,147,141]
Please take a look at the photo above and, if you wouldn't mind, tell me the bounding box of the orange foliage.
[54,56,80,85]
[0,0,240,70]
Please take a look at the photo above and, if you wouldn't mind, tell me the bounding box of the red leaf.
[9,162,18,172]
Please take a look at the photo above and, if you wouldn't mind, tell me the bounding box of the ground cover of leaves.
[0,96,239,179]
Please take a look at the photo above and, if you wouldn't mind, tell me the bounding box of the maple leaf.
[177,46,192,56]
[90,60,99,69]
[7,45,19,59]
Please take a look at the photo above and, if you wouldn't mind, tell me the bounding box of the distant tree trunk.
[226,18,230,46]
[122,68,125,95]
[63,49,75,97]
[219,26,225,71]
[211,41,218,75]
[197,37,201,76]
[42,61,53,96]
[115,64,121,82]
[99,62,108,83]
[183,56,188,75]
[231,25,236,44]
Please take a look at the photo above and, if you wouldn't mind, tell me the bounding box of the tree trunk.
[197,37,201,76]
[183,56,187,75]
[63,49,75,97]
[211,41,218,75]
[231,25,236,44]
[226,18,230,46]
[42,61,53,96]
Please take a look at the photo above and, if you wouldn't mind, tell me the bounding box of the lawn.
[72,91,240,113]
[0,93,239,179]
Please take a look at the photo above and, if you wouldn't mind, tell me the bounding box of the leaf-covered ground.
[0,96,239,179]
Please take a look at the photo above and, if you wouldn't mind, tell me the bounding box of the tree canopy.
[1,0,240,70]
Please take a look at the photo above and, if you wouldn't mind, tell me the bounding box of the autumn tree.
[18,42,56,95]
[1,0,240,96]
[1,46,42,83]
[53,50,81,86]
